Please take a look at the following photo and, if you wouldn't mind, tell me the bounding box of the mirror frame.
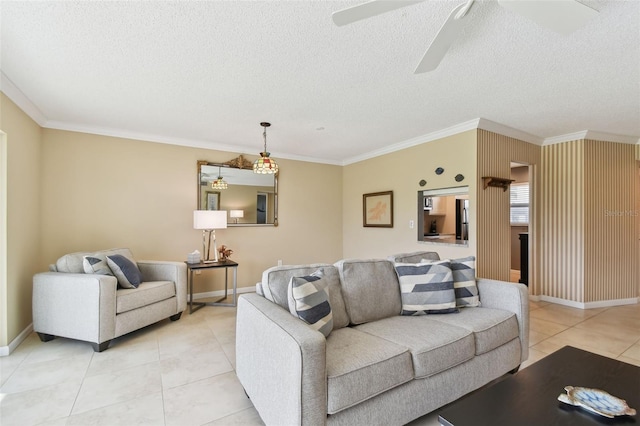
[197,156,278,227]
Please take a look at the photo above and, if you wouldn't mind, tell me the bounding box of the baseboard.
[0,323,33,357]
[192,286,255,301]
[539,295,638,310]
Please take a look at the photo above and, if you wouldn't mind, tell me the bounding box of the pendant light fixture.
[211,166,228,190]
[253,122,279,174]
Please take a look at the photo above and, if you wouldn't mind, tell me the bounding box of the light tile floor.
[1,300,639,426]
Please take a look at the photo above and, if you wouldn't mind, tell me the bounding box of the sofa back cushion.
[388,251,440,264]
[261,264,349,329]
[334,259,401,324]
[55,248,135,273]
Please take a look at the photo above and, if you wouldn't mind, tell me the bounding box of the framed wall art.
[206,191,220,210]
[363,191,393,228]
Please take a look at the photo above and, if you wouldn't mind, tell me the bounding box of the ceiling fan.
[332,0,598,73]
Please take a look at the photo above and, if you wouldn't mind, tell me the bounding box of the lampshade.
[230,210,244,219]
[253,122,279,174]
[212,177,228,190]
[212,166,228,189]
[193,210,227,230]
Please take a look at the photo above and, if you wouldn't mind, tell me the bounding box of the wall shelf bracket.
[482,176,514,192]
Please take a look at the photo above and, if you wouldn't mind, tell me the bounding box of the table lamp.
[230,210,244,224]
[193,210,227,262]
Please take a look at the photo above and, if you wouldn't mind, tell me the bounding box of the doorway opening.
[510,162,530,285]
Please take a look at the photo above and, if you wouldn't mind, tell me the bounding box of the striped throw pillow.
[450,256,480,307]
[395,260,458,315]
[287,269,333,337]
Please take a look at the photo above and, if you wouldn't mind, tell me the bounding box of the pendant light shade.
[253,122,279,174]
[211,166,228,189]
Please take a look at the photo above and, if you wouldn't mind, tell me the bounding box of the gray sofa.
[33,248,187,352]
[236,251,529,426]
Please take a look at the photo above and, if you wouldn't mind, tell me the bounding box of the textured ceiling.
[1,0,639,164]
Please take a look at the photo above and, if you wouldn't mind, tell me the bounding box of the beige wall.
[40,129,343,295]
[343,130,477,260]
[0,94,42,345]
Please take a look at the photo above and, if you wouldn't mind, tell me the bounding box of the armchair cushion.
[116,281,176,314]
[107,254,143,288]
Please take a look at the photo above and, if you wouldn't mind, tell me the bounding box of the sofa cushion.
[261,264,349,329]
[355,316,475,378]
[107,254,143,289]
[82,255,114,276]
[395,260,458,315]
[334,259,401,324]
[287,270,333,337]
[55,248,135,273]
[388,251,440,264]
[116,281,176,314]
[325,327,413,414]
[428,307,519,355]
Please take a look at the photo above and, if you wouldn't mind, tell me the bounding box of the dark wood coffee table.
[438,346,639,426]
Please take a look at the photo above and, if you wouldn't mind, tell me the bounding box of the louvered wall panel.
[583,141,637,302]
[540,141,584,301]
[476,130,540,288]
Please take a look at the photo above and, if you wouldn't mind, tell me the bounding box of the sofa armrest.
[477,279,529,363]
[32,272,117,344]
[137,261,187,313]
[236,293,327,426]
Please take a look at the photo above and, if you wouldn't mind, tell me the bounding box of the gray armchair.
[33,248,187,352]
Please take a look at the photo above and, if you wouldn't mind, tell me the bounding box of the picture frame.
[363,191,393,228]
[206,191,220,210]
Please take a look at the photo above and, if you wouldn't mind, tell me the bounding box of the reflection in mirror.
[198,158,278,226]
[418,186,468,246]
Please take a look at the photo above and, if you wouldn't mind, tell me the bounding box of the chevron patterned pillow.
[287,269,333,337]
[395,260,458,315]
[450,256,480,307]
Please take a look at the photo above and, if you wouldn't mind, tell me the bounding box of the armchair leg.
[92,340,111,352]
[37,332,55,343]
[170,312,182,321]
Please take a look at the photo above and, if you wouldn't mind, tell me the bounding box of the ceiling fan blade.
[414,2,470,74]
[332,0,424,26]
[498,0,598,35]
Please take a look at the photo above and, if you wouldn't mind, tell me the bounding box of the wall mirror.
[417,186,469,246]
[197,157,278,226]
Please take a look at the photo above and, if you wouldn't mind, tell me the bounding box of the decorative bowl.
[558,386,636,418]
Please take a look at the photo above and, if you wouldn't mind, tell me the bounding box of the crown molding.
[0,71,47,126]
[476,118,543,145]
[543,130,640,145]
[583,130,640,145]
[343,119,481,165]
[3,77,638,162]
[44,120,343,166]
[543,130,640,146]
